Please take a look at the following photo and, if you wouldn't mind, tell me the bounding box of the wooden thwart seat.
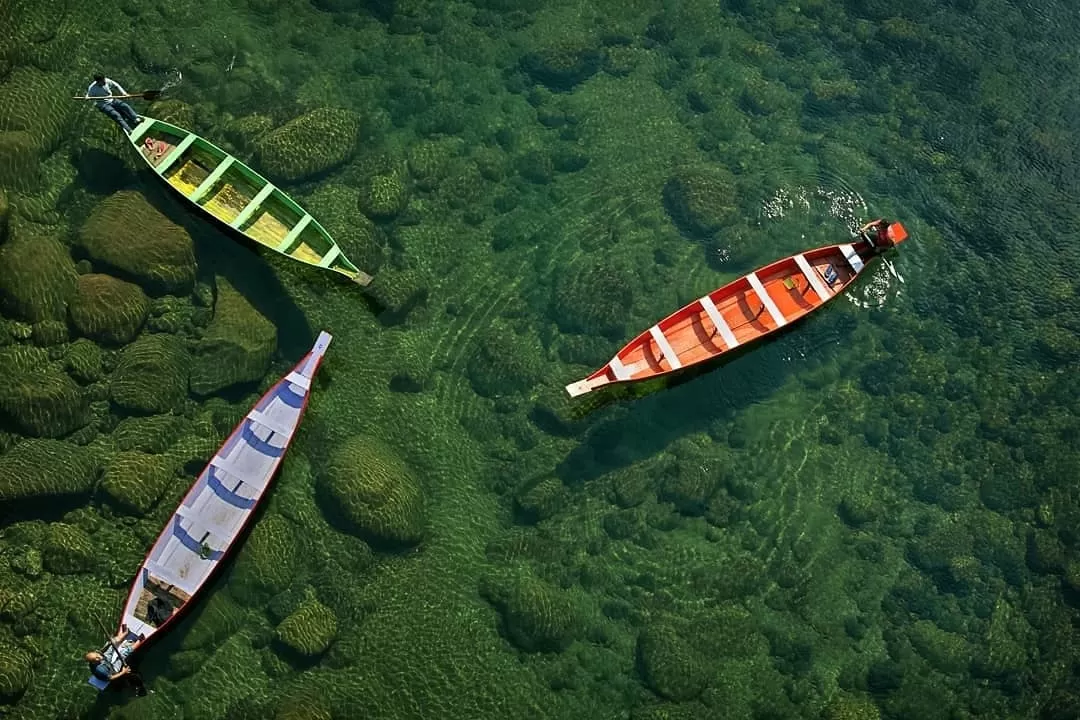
[840,243,864,273]
[189,156,235,203]
[276,214,313,252]
[747,272,788,327]
[157,134,197,173]
[230,184,276,229]
[699,294,739,349]
[648,325,682,369]
[794,254,832,301]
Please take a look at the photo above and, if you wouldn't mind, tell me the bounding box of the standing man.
[87,73,140,134]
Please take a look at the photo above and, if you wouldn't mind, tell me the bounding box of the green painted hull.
[127,116,372,286]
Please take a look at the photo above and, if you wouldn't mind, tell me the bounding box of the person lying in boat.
[87,73,141,134]
[85,625,142,686]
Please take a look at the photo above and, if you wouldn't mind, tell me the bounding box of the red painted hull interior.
[565,228,902,398]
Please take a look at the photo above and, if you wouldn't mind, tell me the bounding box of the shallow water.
[0,0,1078,718]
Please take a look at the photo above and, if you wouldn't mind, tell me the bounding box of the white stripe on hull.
[699,294,739,349]
[608,355,632,381]
[746,272,787,328]
[794,254,832,301]
[648,325,682,369]
[840,244,864,273]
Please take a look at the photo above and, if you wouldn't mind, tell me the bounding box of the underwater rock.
[41,522,96,574]
[100,451,176,516]
[274,597,338,658]
[513,475,567,523]
[521,42,602,91]
[0,646,32,702]
[637,624,709,701]
[112,414,185,454]
[0,439,100,503]
[0,347,88,437]
[407,139,456,191]
[466,321,545,398]
[322,434,425,548]
[68,273,150,345]
[30,320,68,347]
[0,232,78,322]
[365,267,427,323]
[480,572,578,653]
[147,100,196,132]
[189,276,276,396]
[64,339,104,384]
[357,169,410,220]
[223,114,274,154]
[0,131,42,192]
[551,254,635,339]
[78,191,196,295]
[663,166,738,239]
[254,108,360,182]
[908,619,973,674]
[304,184,384,273]
[110,333,190,414]
[0,66,75,145]
[229,513,300,605]
[823,694,881,720]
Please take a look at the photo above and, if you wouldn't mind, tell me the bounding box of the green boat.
[127,116,372,286]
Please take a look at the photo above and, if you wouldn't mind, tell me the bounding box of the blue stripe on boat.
[279,383,305,408]
[207,466,256,509]
[241,422,284,457]
[172,516,224,561]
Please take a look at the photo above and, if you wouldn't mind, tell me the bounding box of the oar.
[94,618,131,671]
[71,89,163,101]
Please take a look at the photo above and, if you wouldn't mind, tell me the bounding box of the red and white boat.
[89,331,333,689]
[565,220,908,397]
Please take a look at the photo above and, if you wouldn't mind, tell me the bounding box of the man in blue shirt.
[85,625,144,693]
[86,73,140,134]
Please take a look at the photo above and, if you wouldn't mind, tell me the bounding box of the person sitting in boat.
[87,73,140,134]
[85,625,142,686]
[859,219,908,250]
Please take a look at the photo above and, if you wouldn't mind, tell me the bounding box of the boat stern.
[565,379,594,398]
[885,221,908,246]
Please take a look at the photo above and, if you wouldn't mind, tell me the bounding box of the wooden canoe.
[127,117,372,286]
[565,220,908,398]
[89,331,333,691]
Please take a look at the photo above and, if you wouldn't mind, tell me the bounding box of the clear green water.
[0,0,1078,718]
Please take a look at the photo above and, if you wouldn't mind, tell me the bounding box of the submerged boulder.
[637,624,710,701]
[0,347,89,437]
[275,597,338,658]
[0,646,32,702]
[78,191,196,295]
[466,321,545,398]
[229,513,300,604]
[0,232,78,322]
[68,273,150,345]
[321,435,425,548]
[189,277,276,396]
[662,166,738,239]
[110,334,190,414]
[254,108,361,182]
[480,572,579,653]
[100,451,176,516]
[0,439,100,503]
[304,184,384,274]
[42,522,96,574]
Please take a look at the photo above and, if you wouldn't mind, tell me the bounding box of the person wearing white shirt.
[87,73,140,134]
